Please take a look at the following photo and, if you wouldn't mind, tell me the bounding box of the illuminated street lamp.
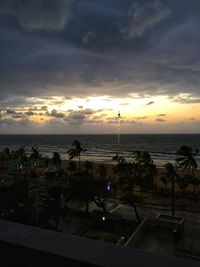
[106,181,111,191]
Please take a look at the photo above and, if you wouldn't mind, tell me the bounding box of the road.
[110,203,200,233]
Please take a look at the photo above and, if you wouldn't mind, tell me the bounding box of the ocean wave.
[0,134,199,167]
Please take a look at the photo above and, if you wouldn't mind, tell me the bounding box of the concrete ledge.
[0,220,199,267]
[124,217,148,247]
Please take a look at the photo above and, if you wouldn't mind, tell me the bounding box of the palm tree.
[134,150,153,166]
[176,174,190,195]
[64,170,94,213]
[30,146,42,176]
[96,164,107,179]
[67,140,87,170]
[31,146,40,159]
[176,145,199,175]
[164,163,177,216]
[113,158,141,222]
[68,160,77,176]
[83,160,93,174]
[176,146,199,204]
[11,147,27,165]
[160,175,169,190]
[189,176,200,205]
[0,147,10,160]
[9,147,27,181]
[121,194,141,223]
[133,151,157,193]
[51,152,61,169]
[39,185,65,230]
[112,153,126,163]
[114,161,134,192]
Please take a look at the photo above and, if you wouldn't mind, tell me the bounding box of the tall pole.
[172,173,175,216]
[118,111,121,153]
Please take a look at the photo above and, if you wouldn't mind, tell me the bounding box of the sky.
[0,0,200,134]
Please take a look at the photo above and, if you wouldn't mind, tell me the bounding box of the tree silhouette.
[96,164,108,180]
[133,151,157,192]
[30,146,42,176]
[68,160,77,176]
[39,185,65,230]
[30,146,41,161]
[176,145,199,175]
[176,146,199,204]
[112,153,126,164]
[68,140,87,170]
[83,160,93,174]
[64,170,94,213]
[176,174,190,195]
[164,163,177,216]
[113,158,141,222]
[12,147,27,163]
[0,147,10,160]
[160,175,169,190]
[121,194,141,223]
[51,152,61,169]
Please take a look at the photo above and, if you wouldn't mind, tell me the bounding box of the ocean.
[0,134,199,167]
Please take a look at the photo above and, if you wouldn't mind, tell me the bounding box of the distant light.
[102,216,106,221]
[106,182,111,191]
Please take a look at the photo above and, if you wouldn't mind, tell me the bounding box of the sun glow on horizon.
[27,94,200,124]
[1,93,199,134]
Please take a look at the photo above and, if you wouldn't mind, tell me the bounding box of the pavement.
[110,203,200,239]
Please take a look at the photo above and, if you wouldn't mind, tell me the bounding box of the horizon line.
[0,133,199,135]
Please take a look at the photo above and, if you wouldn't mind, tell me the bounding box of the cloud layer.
[124,1,170,38]
[0,0,200,133]
[1,0,200,99]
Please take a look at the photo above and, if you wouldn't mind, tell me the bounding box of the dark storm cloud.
[171,94,200,104]
[64,108,105,125]
[119,102,129,106]
[0,117,34,129]
[0,0,73,31]
[134,116,148,120]
[106,118,142,126]
[155,118,166,122]
[82,30,96,45]
[6,109,17,114]
[157,114,166,117]
[189,117,196,121]
[41,106,48,111]
[27,106,48,112]
[146,101,155,106]
[123,1,170,38]
[0,0,200,101]
[12,113,25,119]
[25,111,36,116]
[66,112,86,124]
[46,109,66,119]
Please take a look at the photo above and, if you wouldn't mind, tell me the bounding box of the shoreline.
[0,133,200,168]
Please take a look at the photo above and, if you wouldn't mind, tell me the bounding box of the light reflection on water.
[0,134,199,167]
